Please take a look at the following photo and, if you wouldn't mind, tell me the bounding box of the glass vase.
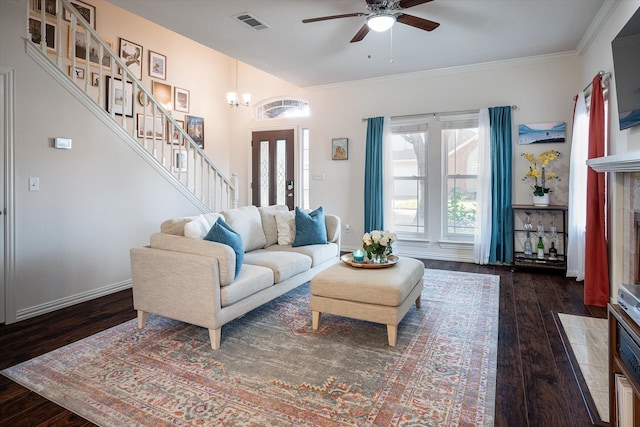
[371,253,388,264]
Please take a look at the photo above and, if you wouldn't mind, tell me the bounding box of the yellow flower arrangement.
[521,150,561,196]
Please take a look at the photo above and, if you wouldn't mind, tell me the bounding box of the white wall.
[579,0,640,300]
[301,55,580,257]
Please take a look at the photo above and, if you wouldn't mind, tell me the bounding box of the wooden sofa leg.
[312,311,321,330]
[137,310,148,329]
[209,328,221,350]
[415,295,422,309]
[387,324,397,347]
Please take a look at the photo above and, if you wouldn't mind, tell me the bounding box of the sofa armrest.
[149,232,235,286]
[325,214,341,245]
[130,246,223,330]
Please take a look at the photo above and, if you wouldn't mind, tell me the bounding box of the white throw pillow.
[184,213,221,239]
[274,210,296,245]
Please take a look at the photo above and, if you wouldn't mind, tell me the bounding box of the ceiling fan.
[302,0,440,43]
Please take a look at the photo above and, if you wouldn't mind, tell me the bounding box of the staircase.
[26,0,237,213]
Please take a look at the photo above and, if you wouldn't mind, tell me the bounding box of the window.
[442,117,479,240]
[301,128,310,210]
[255,98,309,120]
[390,122,428,239]
[388,112,479,242]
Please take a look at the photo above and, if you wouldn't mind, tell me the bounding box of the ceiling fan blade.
[396,13,440,31]
[302,13,366,24]
[350,24,370,43]
[398,0,433,9]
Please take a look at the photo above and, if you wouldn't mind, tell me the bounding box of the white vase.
[532,193,550,206]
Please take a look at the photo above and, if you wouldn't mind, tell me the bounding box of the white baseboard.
[15,280,132,322]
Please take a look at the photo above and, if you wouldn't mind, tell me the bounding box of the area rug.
[2,268,499,426]
[555,313,609,424]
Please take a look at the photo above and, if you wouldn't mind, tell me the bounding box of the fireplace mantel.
[587,152,640,172]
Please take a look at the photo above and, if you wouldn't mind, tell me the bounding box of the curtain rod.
[573,70,610,100]
[361,105,518,122]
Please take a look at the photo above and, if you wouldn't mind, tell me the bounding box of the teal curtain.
[489,106,513,264]
[364,117,384,232]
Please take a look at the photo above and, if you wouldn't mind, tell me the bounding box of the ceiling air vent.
[233,13,270,31]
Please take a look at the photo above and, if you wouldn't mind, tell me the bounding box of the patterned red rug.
[2,268,499,426]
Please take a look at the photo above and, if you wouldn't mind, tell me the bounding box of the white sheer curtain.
[566,92,589,280]
[382,116,394,229]
[474,108,492,264]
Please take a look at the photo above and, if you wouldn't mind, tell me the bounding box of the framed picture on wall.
[149,50,166,80]
[332,138,348,160]
[136,114,164,139]
[174,87,190,113]
[119,38,143,80]
[167,119,184,145]
[185,115,204,149]
[28,18,56,51]
[63,0,96,29]
[152,81,172,108]
[32,0,58,18]
[105,76,133,117]
[173,149,187,172]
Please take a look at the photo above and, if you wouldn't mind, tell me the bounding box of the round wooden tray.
[340,253,399,269]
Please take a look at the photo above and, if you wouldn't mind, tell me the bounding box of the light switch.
[29,177,39,191]
[54,138,72,149]
[312,173,325,181]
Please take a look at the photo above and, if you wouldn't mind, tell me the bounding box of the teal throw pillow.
[204,217,244,278]
[292,206,328,247]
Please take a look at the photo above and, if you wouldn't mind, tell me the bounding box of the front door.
[251,129,295,210]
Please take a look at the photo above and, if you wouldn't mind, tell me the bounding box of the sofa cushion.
[293,206,328,247]
[204,218,244,278]
[258,205,289,247]
[220,264,274,307]
[222,205,267,252]
[243,250,312,283]
[274,210,296,245]
[184,213,221,239]
[264,242,339,268]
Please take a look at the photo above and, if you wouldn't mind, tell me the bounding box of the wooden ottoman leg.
[312,311,321,330]
[415,294,422,308]
[387,324,397,347]
[209,328,221,350]
[137,310,148,329]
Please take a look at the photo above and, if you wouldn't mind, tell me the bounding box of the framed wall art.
[28,18,56,51]
[174,87,190,113]
[32,0,57,18]
[63,0,96,29]
[105,76,133,117]
[69,66,84,79]
[332,138,348,160]
[68,28,113,68]
[518,122,566,145]
[149,50,166,80]
[119,38,142,80]
[136,114,164,139]
[185,115,204,149]
[91,72,99,87]
[152,81,172,108]
[173,149,187,172]
[167,119,184,145]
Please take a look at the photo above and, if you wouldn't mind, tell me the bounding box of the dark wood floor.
[0,260,607,426]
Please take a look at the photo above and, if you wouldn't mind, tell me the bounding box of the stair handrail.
[29,0,235,211]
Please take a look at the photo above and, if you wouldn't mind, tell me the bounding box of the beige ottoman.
[310,257,424,346]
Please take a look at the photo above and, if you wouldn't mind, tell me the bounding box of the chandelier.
[226,60,251,108]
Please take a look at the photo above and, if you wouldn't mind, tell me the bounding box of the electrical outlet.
[345,223,350,232]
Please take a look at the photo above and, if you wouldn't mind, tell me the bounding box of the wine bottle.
[537,237,545,260]
[548,242,558,260]
[524,232,533,257]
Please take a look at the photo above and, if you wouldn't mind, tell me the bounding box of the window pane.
[444,126,479,238]
[276,139,287,205]
[259,140,269,207]
[390,129,427,238]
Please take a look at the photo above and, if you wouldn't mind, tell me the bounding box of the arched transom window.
[255,98,310,120]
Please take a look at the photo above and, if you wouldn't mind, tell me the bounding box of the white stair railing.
[26,0,237,212]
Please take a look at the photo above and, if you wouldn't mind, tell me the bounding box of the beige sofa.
[130,205,341,349]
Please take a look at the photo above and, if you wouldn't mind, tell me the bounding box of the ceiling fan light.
[367,14,395,32]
